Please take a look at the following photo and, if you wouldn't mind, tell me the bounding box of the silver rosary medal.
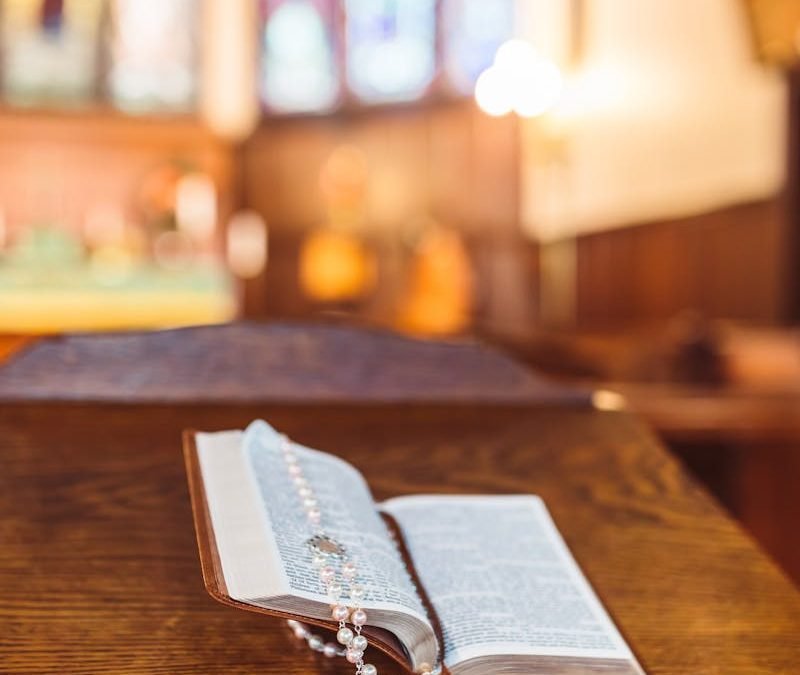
[307,534,346,558]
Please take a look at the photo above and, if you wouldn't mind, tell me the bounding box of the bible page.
[381,495,642,671]
[239,420,431,624]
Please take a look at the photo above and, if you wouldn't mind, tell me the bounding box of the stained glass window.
[344,0,436,103]
[0,0,103,106]
[108,0,196,113]
[261,0,340,114]
[442,0,516,95]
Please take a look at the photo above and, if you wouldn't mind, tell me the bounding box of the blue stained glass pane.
[345,0,436,103]
[443,0,515,94]
[261,0,340,113]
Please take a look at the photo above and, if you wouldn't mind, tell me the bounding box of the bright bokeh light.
[442,0,515,95]
[227,210,268,279]
[474,67,514,116]
[474,39,563,118]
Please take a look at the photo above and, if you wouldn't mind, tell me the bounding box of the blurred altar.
[0,0,792,337]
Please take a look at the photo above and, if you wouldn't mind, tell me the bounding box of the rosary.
[279,434,436,675]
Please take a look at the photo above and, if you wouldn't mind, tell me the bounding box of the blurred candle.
[175,173,217,244]
[226,210,268,279]
[299,229,375,302]
[201,0,260,140]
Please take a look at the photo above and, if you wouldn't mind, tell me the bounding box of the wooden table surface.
[2,401,799,674]
[0,404,800,675]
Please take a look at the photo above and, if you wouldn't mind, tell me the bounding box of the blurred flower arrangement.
[0,160,222,285]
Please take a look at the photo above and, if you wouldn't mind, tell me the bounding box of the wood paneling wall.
[575,200,787,328]
[242,103,519,235]
[240,105,788,330]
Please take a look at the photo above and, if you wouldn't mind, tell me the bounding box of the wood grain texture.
[0,322,588,405]
[1,403,798,674]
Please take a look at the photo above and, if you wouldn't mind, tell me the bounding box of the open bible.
[184,420,646,675]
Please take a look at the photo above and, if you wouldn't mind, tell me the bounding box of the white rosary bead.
[327,581,342,601]
[336,627,354,645]
[345,648,363,663]
[351,609,367,627]
[342,561,357,579]
[331,604,350,622]
[280,435,426,675]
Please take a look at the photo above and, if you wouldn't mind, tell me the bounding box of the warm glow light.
[474,39,563,118]
[226,210,268,279]
[299,230,375,302]
[514,60,562,117]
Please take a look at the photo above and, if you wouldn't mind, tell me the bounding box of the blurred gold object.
[397,225,473,336]
[299,229,376,302]
[745,0,800,66]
